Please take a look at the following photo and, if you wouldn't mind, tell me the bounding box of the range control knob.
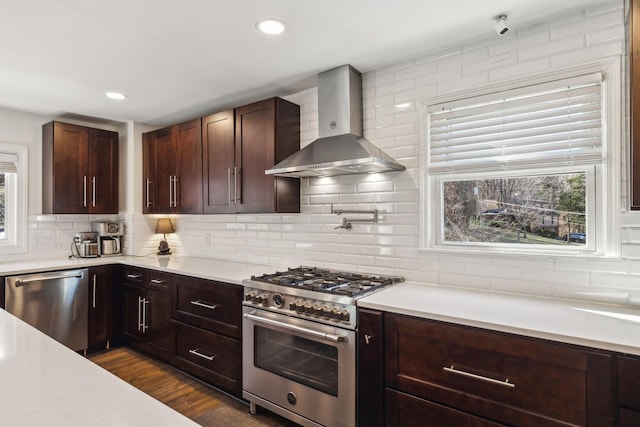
[273,293,284,307]
[339,310,350,322]
[303,303,313,314]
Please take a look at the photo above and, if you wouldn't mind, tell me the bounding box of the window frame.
[419,59,621,258]
[0,142,28,255]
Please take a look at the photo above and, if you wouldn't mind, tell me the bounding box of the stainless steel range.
[242,267,403,427]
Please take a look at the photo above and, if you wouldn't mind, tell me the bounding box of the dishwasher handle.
[14,272,84,286]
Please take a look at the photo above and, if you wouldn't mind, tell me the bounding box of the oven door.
[242,307,356,427]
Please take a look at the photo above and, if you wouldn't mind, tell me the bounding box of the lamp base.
[157,239,171,255]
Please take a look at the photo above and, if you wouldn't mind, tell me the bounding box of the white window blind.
[427,73,603,174]
[0,152,18,173]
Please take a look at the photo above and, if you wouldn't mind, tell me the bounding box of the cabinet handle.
[443,365,515,388]
[137,296,143,331]
[190,300,219,310]
[127,274,141,279]
[189,348,216,361]
[227,168,232,205]
[92,176,96,207]
[364,334,372,345]
[169,176,173,208]
[174,175,178,207]
[150,278,164,284]
[233,166,238,204]
[92,274,97,309]
[146,178,152,207]
[83,176,87,207]
[142,298,149,332]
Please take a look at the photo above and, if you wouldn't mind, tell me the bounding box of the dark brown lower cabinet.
[0,276,4,309]
[121,267,174,364]
[385,389,506,427]
[617,355,640,426]
[172,321,242,396]
[357,309,615,427]
[88,265,114,349]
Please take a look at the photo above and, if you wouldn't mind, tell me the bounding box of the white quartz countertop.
[358,281,640,356]
[0,255,282,286]
[0,309,199,427]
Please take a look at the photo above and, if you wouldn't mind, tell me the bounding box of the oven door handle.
[244,312,349,343]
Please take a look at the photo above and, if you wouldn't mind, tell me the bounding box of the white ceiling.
[1,0,607,126]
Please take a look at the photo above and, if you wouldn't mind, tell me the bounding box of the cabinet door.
[235,98,276,213]
[51,122,89,213]
[146,288,174,363]
[88,265,114,348]
[142,131,157,213]
[154,126,176,213]
[202,110,236,213]
[175,119,203,213]
[122,283,145,347]
[88,128,119,213]
[358,309,384,427]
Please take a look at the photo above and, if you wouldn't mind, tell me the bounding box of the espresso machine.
[92,222,124,256]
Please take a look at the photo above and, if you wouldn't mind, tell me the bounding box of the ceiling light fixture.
[105,92,127,100]
[256,19,286,35]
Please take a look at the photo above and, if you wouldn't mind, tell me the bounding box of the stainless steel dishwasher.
[5,269,88,351]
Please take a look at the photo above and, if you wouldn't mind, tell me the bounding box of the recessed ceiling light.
[105,92,126,100]
[256,19,286,35]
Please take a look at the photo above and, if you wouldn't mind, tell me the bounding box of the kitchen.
[1,0,639,426]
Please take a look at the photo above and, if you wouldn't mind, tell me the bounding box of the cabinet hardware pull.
[189,349,216,361]
[174,175,178,207]
[365,334,372,344]
[92,176,96,207]
[443,365,515,388]
[227,168,232,205]
[233,166,238,204]
[169,176,173,208]
[190,300,219,310]
[127,274,141,279]
[142,298,149,332]
[92,274,97,308]
[83,176,87,208]
[150,279,164,284]
[146,178,152,207]
[137,296,143,331]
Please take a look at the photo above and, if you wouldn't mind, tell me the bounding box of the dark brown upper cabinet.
[202,97,300,214]
[143,118,203,214]
[42,121,119,214]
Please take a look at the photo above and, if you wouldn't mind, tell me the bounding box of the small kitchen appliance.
[73,232,99,258]
[242,266,403,427]
[92,222,124,256]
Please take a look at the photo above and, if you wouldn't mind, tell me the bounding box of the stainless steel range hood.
[266,65,405,177]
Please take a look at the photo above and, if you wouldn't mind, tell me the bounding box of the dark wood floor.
[89,347,299,427]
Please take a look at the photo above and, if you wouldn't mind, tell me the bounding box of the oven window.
[254,326,338,396]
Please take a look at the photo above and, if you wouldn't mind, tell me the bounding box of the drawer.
[385,313,612,427]
[385,388,506,427]
[121,266,146,285]
[172,276,242,338]
[146,270,174,292]
[173,321,241,396]
[618,355,640,411]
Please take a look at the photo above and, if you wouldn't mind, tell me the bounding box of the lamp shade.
[155,218,174,234]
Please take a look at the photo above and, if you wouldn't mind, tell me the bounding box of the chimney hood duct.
[265,65,405,177]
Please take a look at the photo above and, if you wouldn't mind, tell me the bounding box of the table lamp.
[155,218,174,255]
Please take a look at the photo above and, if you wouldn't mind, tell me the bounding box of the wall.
[4,0,638,307]
[132,0,640,307]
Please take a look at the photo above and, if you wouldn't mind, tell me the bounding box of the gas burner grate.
[251,266,403,297]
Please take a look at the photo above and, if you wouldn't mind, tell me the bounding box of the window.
[422,65,620,256]
[0,143,28,254]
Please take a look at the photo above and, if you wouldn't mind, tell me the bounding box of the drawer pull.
[190,300,219,310]
[443,365,515,389]
[189,349,216,361]
[150,279,164,284]
[127,274,141,279]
